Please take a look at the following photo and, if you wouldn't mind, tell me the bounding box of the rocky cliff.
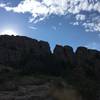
[0,35,100,100]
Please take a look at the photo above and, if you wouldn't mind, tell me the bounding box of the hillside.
[0,35,100,100]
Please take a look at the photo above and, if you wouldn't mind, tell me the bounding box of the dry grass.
[48,81,82,100]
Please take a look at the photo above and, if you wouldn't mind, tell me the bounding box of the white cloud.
[71,22,79,26]
[85,42,100,50]
[76,14,86,21]
[0,0,100,32]
[83,22,100,32]
[52,26,57,30]
[98,34,100,38]
[0,3,6,7]
[1,0,100,18]
[58,22,62,26]
[29,26,37,30]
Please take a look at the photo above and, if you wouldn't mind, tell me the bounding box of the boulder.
[64,45,75,64]
[75,47,89,67]
[39,40,51,55]
[53,44,65,60]
[53,45,75,64]
[0,35,51,67]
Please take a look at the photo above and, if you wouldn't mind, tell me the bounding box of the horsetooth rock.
[0,35,51,66]
[0,35,100,79]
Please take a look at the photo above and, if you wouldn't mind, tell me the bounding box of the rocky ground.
[0,75,81,100]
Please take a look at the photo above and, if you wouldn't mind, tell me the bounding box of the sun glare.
[1,29,17,36]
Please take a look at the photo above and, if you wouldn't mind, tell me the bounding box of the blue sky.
[0,0,100,50]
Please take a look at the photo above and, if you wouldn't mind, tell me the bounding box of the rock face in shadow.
[0,35,51,67]
[0,35,100,76]
[0,35,100,100]
[54,45,75,64]
[75,47,100,80]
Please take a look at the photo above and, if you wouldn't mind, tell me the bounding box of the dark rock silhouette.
[54,45,75,64]
[0,35,100,100]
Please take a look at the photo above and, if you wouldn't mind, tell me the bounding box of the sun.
[1,29,17,36]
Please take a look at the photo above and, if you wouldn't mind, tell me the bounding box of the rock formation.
[0,35,100,100]
[54,45,75,64]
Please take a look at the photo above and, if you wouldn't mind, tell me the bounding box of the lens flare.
[1,29,17,36]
